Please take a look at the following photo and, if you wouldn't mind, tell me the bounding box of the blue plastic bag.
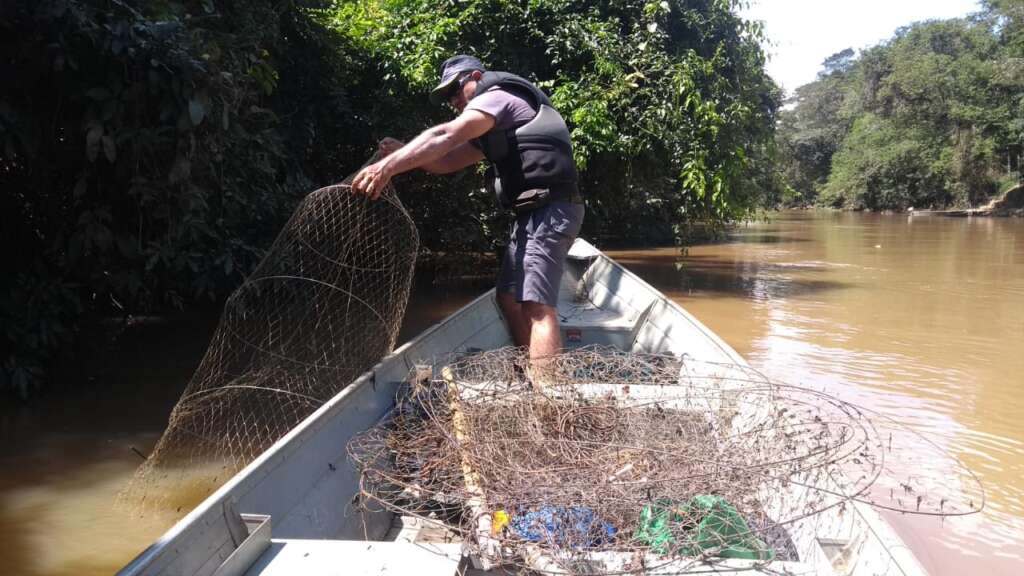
[510,506,617,547]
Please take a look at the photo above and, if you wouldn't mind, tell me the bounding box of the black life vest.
[470,72,579,211]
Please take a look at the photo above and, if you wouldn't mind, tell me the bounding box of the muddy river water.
[1,211,1021,575]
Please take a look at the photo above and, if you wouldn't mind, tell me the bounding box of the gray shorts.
[496,202,585,307]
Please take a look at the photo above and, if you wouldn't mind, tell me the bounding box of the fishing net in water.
[348,346,985,574]
[123,162,418,510]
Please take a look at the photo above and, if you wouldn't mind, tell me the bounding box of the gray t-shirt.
[466,85,537,131]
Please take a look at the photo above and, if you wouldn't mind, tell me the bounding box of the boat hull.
[119,240,926,576]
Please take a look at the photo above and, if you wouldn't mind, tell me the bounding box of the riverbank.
[908,184,1024,217]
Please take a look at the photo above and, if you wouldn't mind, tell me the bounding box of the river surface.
[1,211,1022,575]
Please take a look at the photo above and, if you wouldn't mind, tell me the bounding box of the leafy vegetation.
[2,0,778,397]
[1,0,376,396]
[777,1,1024,210]
[329,0,780,244]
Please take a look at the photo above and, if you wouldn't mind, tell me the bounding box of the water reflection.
[0,435,170,576]
[611,211,1024,575]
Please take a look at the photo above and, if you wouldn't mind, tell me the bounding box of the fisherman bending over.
[351,54,584,367]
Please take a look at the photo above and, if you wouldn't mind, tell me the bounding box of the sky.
[739,0,982,95]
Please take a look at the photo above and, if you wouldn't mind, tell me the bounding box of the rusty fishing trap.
[347,346,985,575]
[121,159,419,511]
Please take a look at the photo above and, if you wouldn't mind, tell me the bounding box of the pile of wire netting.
[123,161,418,510]
[348,346,984,574]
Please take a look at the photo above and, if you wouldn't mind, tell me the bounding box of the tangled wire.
[348,347,984,574]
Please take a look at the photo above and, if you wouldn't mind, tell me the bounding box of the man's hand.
[350,159,393,201]
[350,138,403,200]
[351,110,494,199]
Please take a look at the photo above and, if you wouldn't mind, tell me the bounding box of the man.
[351,55,584,364]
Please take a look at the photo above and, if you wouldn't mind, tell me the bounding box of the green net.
[635,496,774,560]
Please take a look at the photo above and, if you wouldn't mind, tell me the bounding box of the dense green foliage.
[1,0,377,396]
[329,0,780,244]
[1,0,778,396]
[777,2,1024,210]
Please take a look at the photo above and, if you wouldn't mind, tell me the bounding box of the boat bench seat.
[557,243,657,350]
[557,299,641,349]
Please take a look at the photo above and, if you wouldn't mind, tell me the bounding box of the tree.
[774,48,856,204]
[820,48,856,78]
[777,10,1020,210]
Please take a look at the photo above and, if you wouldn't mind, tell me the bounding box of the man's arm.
[352,110,494,199]
[376,137,483,174]
[421,141,485,174]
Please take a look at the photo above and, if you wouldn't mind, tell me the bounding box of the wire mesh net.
[123,163,418,510]
[348,346,984,574]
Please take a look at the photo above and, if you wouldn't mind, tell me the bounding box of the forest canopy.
[776,0,1024,210]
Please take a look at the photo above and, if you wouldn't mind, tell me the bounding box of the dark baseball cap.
[429,55,486,105]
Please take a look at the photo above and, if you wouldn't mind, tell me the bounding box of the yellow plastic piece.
[492,509,510,535]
